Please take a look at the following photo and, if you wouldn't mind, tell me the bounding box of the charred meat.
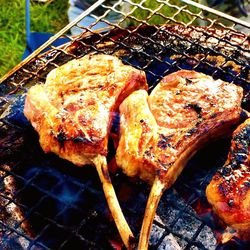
[116,70,244,249]
[24,54,147,166]
[206,118,250,231]
[117,70,243,184]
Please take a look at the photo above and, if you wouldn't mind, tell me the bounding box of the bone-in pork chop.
[24,54,147,166]
[116,70,244,249]
[24,54,148,249]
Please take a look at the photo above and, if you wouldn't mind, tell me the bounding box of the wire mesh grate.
[0,0,250,249]
[0,140,247,249]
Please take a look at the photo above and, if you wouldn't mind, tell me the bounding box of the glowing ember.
[221,227,237,244]
[192,198,213,218]
[109,239,123,250]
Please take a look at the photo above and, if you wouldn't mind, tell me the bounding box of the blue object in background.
[68,0,124,35]
[22,0,70,60]
[68,4,110,35]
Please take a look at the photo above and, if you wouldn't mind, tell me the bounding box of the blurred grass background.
[128,0,199,26]
[0,0,199,78]
[0,0,68,77]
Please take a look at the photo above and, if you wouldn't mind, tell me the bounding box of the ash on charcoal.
[154,190,184,227]
[0,94,29,128]
[152,189,217,250]
[158,234,182,250]
[0,167,35,250]
[172,213,202,240]
[196,225,217,250]
[190,246,200,250]
[0,230,30,250]
[149,220,182,249]
[16,236,30,249]
[29,245,44,250]
[150,222,165,245]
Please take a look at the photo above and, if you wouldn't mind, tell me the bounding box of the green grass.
[0,0,199,78]
[0,0,68,78]
[127,0,200,26]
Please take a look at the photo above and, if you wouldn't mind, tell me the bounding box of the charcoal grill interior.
[0,0,250,249]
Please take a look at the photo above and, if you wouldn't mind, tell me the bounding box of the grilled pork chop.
[116,70,243,249]
[206,118,250,231]
[24,54,147,166]
[24,54,147,249]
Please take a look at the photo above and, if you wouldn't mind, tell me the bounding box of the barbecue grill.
[0,0,250,249]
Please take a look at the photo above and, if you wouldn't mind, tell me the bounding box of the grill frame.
[0,0,250,249]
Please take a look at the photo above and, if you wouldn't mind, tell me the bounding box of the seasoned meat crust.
[24,54,147,166]
[206,118,250,230]
[116,70,244,250]
[116,70,243,184]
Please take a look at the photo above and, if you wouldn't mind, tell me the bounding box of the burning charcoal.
[158,234,182,250]
[0,177,32,249]
[149,222,182,249]
[0,94,30,128]
[153,189,217,249]
[172,213,202,240]
[0,232,28,250]
[0,128,25,161]
[190,247,199,250]
[149,223,165,246]
[156,189,195,227]
[196,225,217,250]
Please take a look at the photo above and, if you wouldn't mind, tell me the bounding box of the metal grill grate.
[0,143,227,249]
[0,0,250,249]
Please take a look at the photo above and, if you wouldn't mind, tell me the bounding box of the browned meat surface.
[24,54,147,166]
[206,118,250,231]
[116,70,244,249]
[117,70,243,184]
[24,54,148,249]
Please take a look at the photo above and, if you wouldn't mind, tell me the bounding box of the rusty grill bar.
[0,0,250,249]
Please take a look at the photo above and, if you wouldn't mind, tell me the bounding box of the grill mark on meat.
[245,181,250,187]
[184,103,202,115]
[72,136,93,143]
[117,70,243,184]
[228,199,234,207]
[184,103,203,122]
[175,90,181,95]
[57,129,67,146]
[144,146,154,158]
[56,127,93,144]
[156,160,173,171]
[185,127,198,137]
[218,165,232,177]
[185,77,193,85]
[157,134,173,149]
[24,54,147,164]
[210,113,217,119]
[217,124,250,179]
